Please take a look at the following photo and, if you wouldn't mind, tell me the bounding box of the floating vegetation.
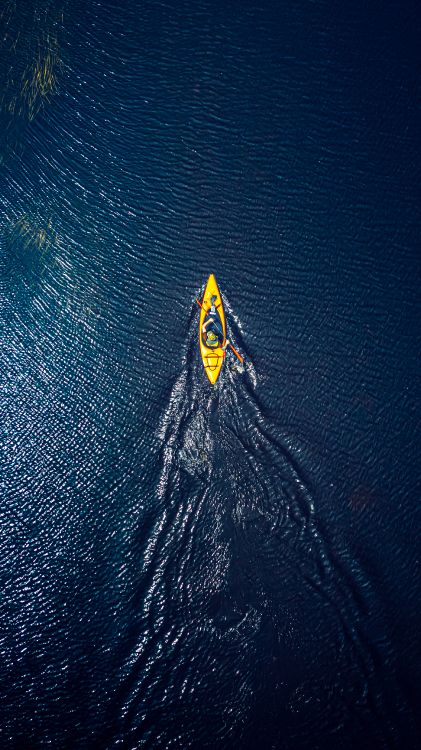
[20,34,62,121]
[11,213,56,252]
[4,210,102,333]
[2,211,58,293]
[0,1,65,158]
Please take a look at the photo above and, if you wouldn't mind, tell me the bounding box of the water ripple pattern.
[0,0,420,749]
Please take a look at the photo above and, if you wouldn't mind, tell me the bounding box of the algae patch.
[11,214,56,252]
[0,1,66,156]
[19,35,61,121]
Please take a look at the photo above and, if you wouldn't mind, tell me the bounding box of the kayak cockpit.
[201,308,224,349]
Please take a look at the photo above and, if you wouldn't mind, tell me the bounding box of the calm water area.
[0,0,420,748]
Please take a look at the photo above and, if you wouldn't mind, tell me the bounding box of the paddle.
[195,298,245,365]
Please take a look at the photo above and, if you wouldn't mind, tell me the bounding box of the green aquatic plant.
[11,213,55,251]
[20,34,61,121]
[7,213,100,328]
[0,2,64,132]
[3,212,57,291]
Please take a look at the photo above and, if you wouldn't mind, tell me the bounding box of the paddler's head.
[208,331,217,342]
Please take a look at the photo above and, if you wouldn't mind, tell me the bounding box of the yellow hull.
[199,274,226,384]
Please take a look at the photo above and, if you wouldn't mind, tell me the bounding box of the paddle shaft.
[195,298,244,364]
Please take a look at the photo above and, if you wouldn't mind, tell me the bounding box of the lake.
[0,0,420,748]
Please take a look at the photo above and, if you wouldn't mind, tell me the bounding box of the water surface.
[0,0,420,748]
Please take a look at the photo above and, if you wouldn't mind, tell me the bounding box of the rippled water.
[1,0,420,748]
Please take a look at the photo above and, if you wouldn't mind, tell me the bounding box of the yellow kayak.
[199,274,227,384]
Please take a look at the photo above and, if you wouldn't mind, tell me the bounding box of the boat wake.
[114,308,393,749]
[140,312,328,744]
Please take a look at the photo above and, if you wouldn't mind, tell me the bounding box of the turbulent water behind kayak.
[0,0,420,748]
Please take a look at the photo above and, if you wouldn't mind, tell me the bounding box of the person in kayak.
[203,328,230,350]
[202,296,229,350]
[203,328,219,348]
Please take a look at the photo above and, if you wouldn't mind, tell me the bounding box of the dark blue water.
[1,1,420,748]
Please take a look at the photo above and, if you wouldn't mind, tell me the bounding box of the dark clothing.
[203,314,221,348]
